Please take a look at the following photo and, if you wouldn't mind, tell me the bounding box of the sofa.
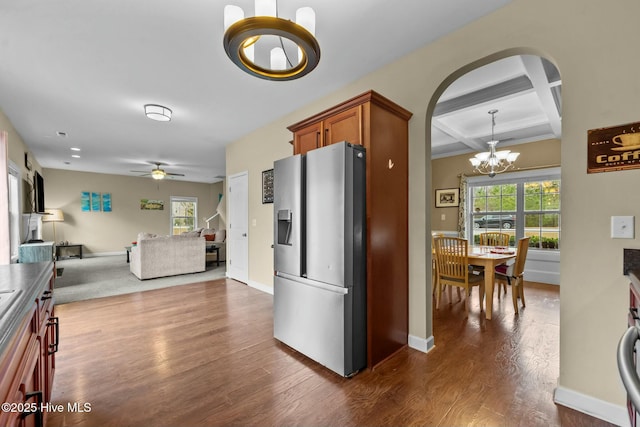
[130,233,206,280]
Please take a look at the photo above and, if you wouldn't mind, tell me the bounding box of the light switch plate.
[611,216,635,239]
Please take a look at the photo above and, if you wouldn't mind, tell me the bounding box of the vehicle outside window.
[473,214,516,229]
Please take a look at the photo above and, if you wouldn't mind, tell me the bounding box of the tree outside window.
[469,173,560,250]
[170,197,198,235]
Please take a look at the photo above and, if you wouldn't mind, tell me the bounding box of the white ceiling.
[432,54,561,159]
[0,0,563,185]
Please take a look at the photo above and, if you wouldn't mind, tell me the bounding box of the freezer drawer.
[273,274,365,377]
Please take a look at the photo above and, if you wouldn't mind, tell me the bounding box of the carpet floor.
[54,255,226,305]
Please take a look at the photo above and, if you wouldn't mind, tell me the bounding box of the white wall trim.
[84,251,125,258]
[554,385,630,427]
[525,269,559,285]
[248,279,273,295]
[408,334,435,353]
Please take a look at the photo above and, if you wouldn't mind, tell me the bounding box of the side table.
[55,244,83,260]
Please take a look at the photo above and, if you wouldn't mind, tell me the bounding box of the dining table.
[468,246,517,320]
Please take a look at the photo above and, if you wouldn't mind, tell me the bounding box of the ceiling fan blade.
[130,170,151,173]
[165,172,185,176]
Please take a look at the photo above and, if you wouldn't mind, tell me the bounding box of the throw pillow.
[204,234,215,241]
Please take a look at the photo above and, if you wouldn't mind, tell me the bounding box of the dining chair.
[495,237,530,314]
[433,236,485,315]
[479,232,510,247]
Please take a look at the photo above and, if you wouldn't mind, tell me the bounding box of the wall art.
[262,169,274,204]
[140,199,164,210]
[435,188,460,208]
[588,120,640,173]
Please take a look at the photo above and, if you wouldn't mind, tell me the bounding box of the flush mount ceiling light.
[469,109,520,178]
[223,0,320,81]
[144,104,172,122]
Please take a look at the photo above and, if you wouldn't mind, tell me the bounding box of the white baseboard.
[408,334,435,353]
[525,269,560,285]
[554,385,629,427]
[74,251,124,258]
[248,279,274,295]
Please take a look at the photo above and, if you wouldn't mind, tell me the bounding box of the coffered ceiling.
[432,55,561,159]
[0,0,565,184]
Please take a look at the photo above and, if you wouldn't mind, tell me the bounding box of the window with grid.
[468,168,560,250]
[170,196,198,235]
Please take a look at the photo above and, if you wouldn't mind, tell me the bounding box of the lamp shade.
[43,209,64,222]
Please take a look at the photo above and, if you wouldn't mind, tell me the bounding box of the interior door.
[228,172,249,284]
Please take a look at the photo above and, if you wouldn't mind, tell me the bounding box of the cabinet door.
[324,106,361,147]
[293,122,322,155]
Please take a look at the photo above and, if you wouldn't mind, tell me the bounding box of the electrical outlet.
[441,214,446,221]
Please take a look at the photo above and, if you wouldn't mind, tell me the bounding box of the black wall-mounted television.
[34,171,45,213]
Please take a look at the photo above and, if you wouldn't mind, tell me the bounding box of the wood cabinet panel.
[324,106,361,146]
[293,122,322,156]
[0,264,56,427]
[288,90,412,368]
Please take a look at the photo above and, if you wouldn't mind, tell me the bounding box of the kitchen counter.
[0,261,54,357]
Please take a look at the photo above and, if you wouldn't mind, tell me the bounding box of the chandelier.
[469,109,520,177]
[223,1,320,81]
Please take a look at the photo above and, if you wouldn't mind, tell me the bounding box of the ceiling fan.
[131,162,185,180]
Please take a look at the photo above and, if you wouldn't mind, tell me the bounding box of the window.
[170,196,198,235]
[468,168,560,250]
[8,162,20,262]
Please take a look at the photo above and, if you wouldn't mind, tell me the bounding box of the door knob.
[242,233,247,237]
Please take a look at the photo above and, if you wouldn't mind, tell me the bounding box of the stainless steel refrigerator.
[273,141,366,377]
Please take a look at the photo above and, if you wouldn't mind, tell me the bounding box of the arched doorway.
[427,51,562,339]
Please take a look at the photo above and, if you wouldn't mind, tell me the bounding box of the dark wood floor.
[47,279,615,427]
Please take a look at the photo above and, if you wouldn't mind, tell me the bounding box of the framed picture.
[262,169,274,204]
[435,188,460,208]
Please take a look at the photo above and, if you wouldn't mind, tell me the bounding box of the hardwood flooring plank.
[47,279,615,427]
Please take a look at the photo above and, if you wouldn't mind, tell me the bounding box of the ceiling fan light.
[151,169,166,180]
[144,104,172,122]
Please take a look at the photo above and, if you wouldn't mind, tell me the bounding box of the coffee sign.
[587,121,640,173]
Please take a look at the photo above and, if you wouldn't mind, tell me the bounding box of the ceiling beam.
[433,75,533,117]
[432,118,487,152]
[519,55,562,138]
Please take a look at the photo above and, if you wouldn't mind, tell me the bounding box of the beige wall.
[226,0,639,417]
[0,109,45,239]
[42,168,223,254]
[432,138,561,231]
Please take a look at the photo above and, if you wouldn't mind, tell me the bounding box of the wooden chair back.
[479,232,510,247]
[433,236,468,282]
[433,236,485,314]
[513,237,530,278]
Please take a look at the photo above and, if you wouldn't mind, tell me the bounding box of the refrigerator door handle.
[276,272,349,295]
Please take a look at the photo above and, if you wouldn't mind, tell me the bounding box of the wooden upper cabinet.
[324,105,361,147]
[292,121,322,156]
[291,105,362,155]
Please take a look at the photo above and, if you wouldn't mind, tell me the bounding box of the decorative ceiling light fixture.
[223,0,320,81]
[144,104,172,122]
[469,109,520,178]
